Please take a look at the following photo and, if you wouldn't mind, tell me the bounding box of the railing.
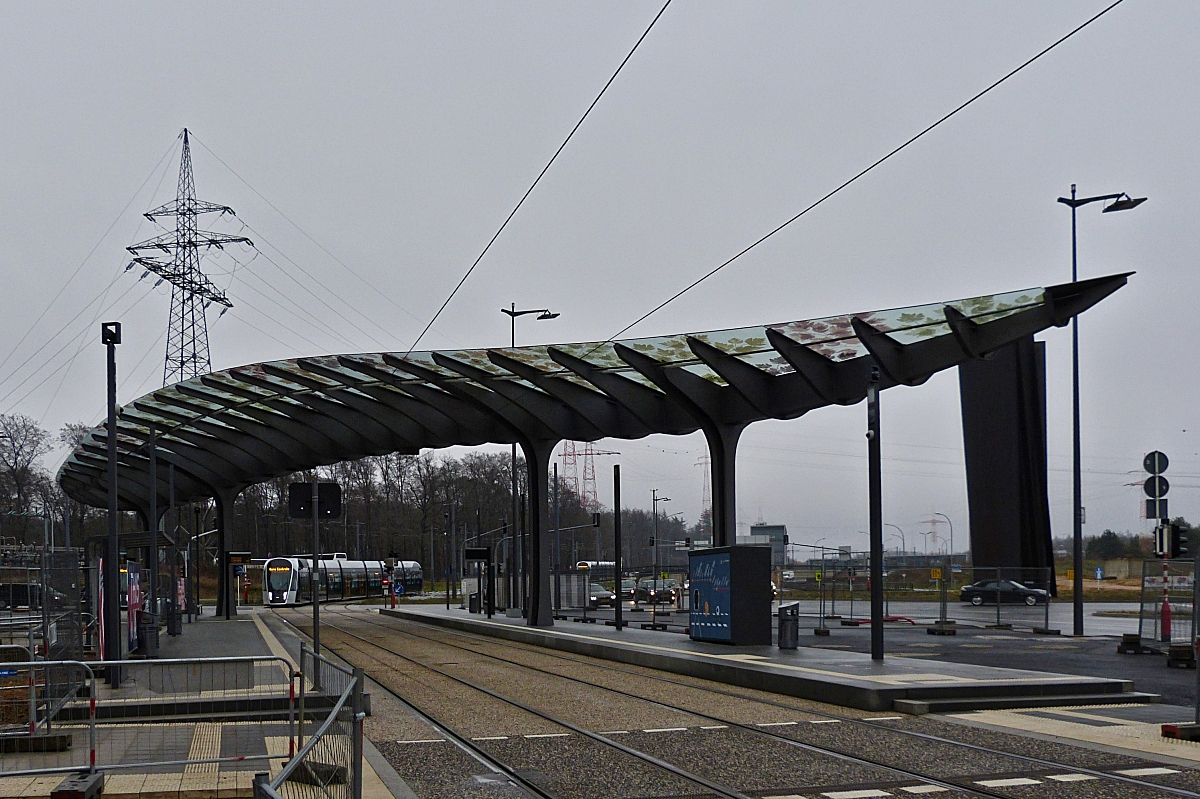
[258,643,363,799]
[0,655,298,782]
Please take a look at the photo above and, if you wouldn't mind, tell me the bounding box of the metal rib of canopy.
[57,273,1127,514]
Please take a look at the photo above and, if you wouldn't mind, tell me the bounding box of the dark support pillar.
[521,440,557,627]
[148,426,158,620]
[705,425,745,547]
[613,464,623,631]
[867,366,884,661]
[104,324,121,683]
[215,490,237,619]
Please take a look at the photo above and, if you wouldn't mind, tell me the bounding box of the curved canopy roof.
[58,273,1128,514]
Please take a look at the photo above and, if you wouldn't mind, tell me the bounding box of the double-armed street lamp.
[1057,186,1145,636]
[500,305,558,614]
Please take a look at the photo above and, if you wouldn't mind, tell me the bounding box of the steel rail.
[344,609,1200,799]
[275,612,753,799]
[292,612,1001,799]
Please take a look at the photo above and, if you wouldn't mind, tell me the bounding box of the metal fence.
[259,643,362,799]
[1139,558,1195,644]
[937,566,1054,630]
[0,655,298,784]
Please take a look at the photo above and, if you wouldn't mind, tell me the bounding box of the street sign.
[1145,475,1170,499]
[464,547,489,562]
[930,568,942,580]
[814,572,822,582]
[228,551,253,565]
[1145,451,1169,475]
[287,482,343,519]
[1148,498,1169,520]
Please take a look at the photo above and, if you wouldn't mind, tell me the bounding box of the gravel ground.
[290,609,1200,799]
[376,739,529,799]
[476,736,709,799]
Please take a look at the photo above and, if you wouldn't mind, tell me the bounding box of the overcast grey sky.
[1,1,1195,552]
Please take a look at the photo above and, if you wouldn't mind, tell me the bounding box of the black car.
[635,578,679,604]
[959,580,1048,606]
[588,583,616,608]
[618,579,637,600]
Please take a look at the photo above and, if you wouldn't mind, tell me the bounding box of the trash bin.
[469,593,481,614]
[139,611,160,656]
[778,602,799,649]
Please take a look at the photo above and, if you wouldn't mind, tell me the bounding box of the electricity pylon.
[127,129,252,386]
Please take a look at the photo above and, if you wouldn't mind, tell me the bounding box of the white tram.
[263,554,423,606]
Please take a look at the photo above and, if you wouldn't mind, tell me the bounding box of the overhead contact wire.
[405,0,674,356]
[602,0,1128,345]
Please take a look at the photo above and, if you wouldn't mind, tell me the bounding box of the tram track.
[347,609,1200,798]
[275,608,1060,799]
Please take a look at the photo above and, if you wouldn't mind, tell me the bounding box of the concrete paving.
[381,605,1156,714]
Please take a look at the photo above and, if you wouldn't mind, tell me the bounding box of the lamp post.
[651,489,670,619]
[884,524,905,558]
[1057,186,1145,637]
[932,512,953,567]
[500,304,558,614]
[101,322,121,684]
[920,531,933,557]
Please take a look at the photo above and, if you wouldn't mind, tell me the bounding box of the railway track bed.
[272,607,1200,799]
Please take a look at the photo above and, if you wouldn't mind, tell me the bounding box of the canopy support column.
[521,440,558,627]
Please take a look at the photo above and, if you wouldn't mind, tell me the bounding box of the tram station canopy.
[59,273,1127,525]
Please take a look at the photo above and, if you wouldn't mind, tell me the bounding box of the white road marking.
[756,721,798,727]
[700,725,728,730]
[598,730,629,735]
[863,716,903,721]
[898,787,947,794]
[811,719,842,724]
[471,736,509,741]
[1045,774,1096,782]
[975,777,1041,787]
[821,790,893,798]
[1114,767,1179,776]
[763,795,805,799]
[643,727,688,733]
[524,733,570,738]
[396,739,445,744]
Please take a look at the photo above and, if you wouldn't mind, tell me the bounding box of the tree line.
[2,413,695,575]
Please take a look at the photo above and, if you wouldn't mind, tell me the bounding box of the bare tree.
[0,413,52,515]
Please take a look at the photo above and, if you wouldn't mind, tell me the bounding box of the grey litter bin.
[778,602,799,649]
[469,593,481,614]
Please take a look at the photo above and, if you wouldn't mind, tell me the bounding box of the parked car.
[635,578,679,603]
[959,580,1048,606]
[619,579,637,600]
[588,583,616,608]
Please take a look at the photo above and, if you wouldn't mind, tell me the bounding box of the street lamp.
[920,531,933,556]
[1057,185,1145,637]
[651,489,670,617]
[932,512,953,567]
[884,524,905,557]
[500,304,558,615]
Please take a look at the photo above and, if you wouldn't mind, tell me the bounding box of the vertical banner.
[126,562,142,653]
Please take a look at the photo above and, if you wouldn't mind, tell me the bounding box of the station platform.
[0,609,404,799]
[381,605,1158,714]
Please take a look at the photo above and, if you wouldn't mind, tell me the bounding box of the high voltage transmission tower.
[127,129,251,386]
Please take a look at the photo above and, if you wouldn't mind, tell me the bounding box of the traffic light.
[648,537,655,547]
[1170,522,1190,559]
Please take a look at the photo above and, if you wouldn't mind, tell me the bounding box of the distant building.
[737,523,787,567]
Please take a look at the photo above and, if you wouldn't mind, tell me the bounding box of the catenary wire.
[405,0,674,356]
[0,136,179,376]
[599,0,1128,345]
[189,134,437,338]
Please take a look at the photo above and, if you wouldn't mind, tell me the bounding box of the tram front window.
[266,562,292,593]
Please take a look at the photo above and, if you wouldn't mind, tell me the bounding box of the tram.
[263,554,423,607]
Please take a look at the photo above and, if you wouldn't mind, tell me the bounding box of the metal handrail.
[268,676,354,790]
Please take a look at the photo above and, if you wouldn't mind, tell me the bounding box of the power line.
[189,135,433,338]
[602,0,1128,344]
[406,0,673,355]
[0,137,179,378]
